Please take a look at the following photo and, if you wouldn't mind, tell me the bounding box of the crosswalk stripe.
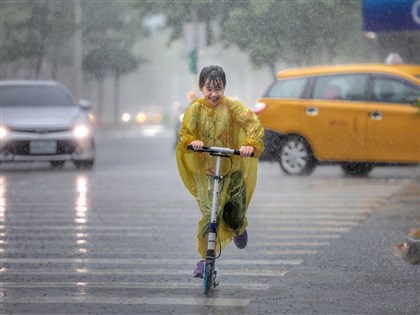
[255,220,359,226]
[0,258,303,265]
[0,281,271,290]
[0,240,329,247]
[256,249,317,255]
[249,214,368,220]
[1,269,289,277]
[251,241,329,247]
[262,226,351,232]
[1,296,251,307]
[0,232,340,240]
[263,234,340,239]
[0,224,353,232]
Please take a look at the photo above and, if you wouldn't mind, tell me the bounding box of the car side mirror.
[412,96,420,113]
[79,99,91,109]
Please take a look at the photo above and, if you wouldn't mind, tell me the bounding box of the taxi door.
[299,74,369,161]
[365,75,420,162]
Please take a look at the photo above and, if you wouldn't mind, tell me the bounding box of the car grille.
[3,140,76,155]
[8,127,72,134]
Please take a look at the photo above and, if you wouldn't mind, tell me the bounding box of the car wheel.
[74,160,94,170]
[279,135,316,176]
[341,163,373,176]
[50,161,65,168]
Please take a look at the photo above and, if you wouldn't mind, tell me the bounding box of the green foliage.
[146,0,376,75]
[81,1,143,80]
[0,1,74,74]
[1,1,148,80]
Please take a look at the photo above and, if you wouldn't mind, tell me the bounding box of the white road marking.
[263,234,341,239]
[262,226,351,232]
[1,258,303,266]
[255,220,359,226]
[257,249,317,255]
[0,296,251,307]
[251,241,329,247]
[1,269,289,277]
[0,281,271,290]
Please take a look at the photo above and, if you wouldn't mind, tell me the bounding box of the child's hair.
[198,65,226,89]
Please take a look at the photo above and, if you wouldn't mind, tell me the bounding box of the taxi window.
[265,77,307,98]
[371,76,420,104]
[312,74,369,101]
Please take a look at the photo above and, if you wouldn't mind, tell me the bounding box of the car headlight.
[0,126,7,139]
[73,125,90,138]
[254,102,267,114]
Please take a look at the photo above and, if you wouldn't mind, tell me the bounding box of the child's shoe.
[193,259,205,278]
[233,229,248,249]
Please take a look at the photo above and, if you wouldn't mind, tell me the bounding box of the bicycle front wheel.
[203,261,214,294]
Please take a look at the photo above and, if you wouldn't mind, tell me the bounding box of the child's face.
[200,79,225,107]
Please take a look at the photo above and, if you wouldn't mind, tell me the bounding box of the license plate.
[29,141,57,154]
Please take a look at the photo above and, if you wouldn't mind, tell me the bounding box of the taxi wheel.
[341,163,373,176]
[279,135,316,176]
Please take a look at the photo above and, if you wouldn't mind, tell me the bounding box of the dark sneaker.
[233,229,248,249]
[193,259,205,278]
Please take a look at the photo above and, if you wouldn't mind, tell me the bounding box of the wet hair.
[198,65,226,89]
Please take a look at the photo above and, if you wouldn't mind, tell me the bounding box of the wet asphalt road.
[0,125,419,315]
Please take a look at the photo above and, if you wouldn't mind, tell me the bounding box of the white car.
[0,80,95,169]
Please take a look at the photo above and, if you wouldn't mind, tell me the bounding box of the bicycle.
[187,144,252,294]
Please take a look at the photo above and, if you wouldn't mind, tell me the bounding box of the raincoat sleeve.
[175,102,202,197]
[230,99,265,158]
[176,102,200,153]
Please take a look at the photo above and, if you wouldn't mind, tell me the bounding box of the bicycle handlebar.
[187,144,253,157]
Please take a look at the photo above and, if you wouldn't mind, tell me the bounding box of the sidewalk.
[281,175,420,314]
[388,178,420,265]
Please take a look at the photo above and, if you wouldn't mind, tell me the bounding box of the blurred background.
[1,0,420,127]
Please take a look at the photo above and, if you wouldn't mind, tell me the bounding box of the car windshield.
[0,85,75,107]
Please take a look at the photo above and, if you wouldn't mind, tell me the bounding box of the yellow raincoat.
[176,96,264,258]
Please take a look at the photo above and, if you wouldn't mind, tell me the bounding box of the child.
[176,65,264,278]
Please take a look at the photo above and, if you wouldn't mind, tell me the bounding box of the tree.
[81,1,146,124]
[144,0,374,76]
[222,0,367,76]
[0,0,74,78]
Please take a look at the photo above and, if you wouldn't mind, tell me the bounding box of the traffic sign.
[363,0,420,32]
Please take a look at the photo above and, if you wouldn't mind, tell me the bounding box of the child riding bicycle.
[176,65,264,278]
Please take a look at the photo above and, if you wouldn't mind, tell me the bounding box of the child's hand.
[240,146,254,157]
[190,140,204,150]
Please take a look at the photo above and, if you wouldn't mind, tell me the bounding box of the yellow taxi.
[255,63,420,176]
